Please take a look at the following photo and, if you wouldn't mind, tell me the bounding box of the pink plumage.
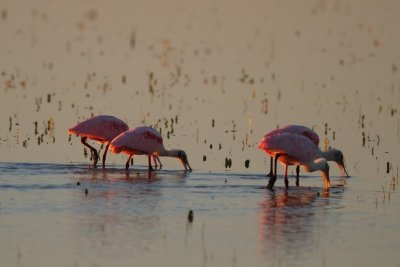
[69,115,128,143]
[259,125,330,189]
[110,126,164,155]
[68,115,129,168]
[259,125,319,152]
[110,126,192,171]
[260,132,319,165]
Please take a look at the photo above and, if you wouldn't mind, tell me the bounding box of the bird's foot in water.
[266,181,275,190]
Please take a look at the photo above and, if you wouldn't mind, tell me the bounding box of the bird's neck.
[158,149,178,158]
[318,149,335,161]
[303,158,327,172]
[303,158,330,189]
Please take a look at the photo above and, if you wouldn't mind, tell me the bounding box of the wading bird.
[110,126,192,171]
[260,125,348,185]
[259,132,331,190]
[69,115,130,168]
[69,115,162,169]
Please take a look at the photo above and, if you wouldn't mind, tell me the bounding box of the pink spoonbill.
[110,126,192,171]
[69,115,163,169]
[259,132,331,190]
[260,125,348,185]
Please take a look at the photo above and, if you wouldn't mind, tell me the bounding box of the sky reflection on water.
[1,0,400,266]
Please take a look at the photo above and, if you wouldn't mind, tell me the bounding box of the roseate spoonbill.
[68,115,162,169]
[259,132,331,190]
[69,115,129,168]
[260,125,348,185]
[110,126,192,171]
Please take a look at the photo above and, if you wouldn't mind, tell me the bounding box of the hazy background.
[1,2,400,267]
[1,0,399,174]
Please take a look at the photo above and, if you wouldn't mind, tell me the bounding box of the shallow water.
[1,0,400,266]
[1,162,399,267]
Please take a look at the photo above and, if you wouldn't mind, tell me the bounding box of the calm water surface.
[1,162,399,267]
[1,0,400,266]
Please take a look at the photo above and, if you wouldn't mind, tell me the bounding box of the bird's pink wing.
[262,133,318,163]
[259,125,319,150]
[110,126,164,155]
[282,125,320,146]
[69,115,128,142]
[259,127,284,150]
[301,130,319,146]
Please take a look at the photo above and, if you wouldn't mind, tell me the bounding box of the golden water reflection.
[258,187,343,262]
[68,169,191,260]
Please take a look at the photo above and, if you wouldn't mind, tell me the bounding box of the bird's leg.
[81,136,99,167]
[322,166,331,189]
[339,163,350,178]
[125,154,133,170]
[181,159,188,171]
[267,156,273,177]
[284,165,289,189]
[324,179,331,189]
[156,156,163,170]
[325,177,331,189]
[296,166,300,187]
[152,156,163,170]
[102,142,110,169]
[267,154,280,189]
[273,154,280,184]
[81,137,97,165]
[147,155,154,171]
[274,155,280,176]
[152,155,158,170]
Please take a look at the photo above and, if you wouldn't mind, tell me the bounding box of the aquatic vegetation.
[0,1,399,266]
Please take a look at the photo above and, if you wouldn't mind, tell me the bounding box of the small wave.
[0,183,76,191]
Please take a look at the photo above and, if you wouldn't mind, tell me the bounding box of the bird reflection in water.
[79,165,190,183]
[71,168,190,253]
[258,187,336,262]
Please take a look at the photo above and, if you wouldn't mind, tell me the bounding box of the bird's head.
[315,157,330,174]
[316,158,331,189]
[331,149,349,177]
[174,150,192,171]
